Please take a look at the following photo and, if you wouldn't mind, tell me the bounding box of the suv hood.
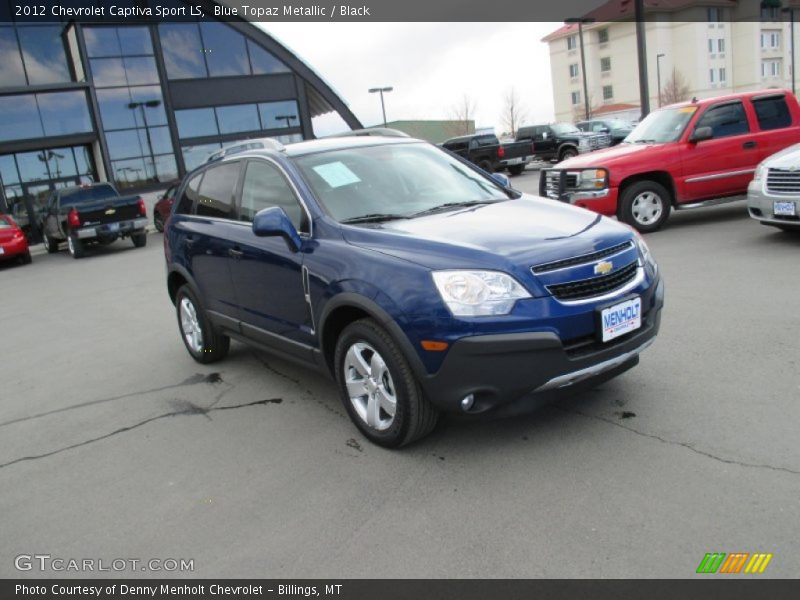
[340,195,634,275]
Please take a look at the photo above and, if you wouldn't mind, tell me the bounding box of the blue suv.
[164,136,663,447]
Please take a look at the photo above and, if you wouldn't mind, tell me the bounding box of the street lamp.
[275,114,297,128]
[565,17,594,121]
[368,86,393,127]
[128,99,162,181]
[783,7,796,95]
[656,53,666,107]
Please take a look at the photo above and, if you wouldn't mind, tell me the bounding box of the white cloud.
[260,22,559,133]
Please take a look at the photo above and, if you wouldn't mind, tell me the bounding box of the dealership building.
[0,1,361,241]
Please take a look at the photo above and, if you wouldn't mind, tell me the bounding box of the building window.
[719,68,726,83]
[0,25,73,88]
[159,22,290,80]
[597,28,609,44]
[707,7,722,22]
[762,59,782,77]
[571,90,581,105]
[602,85,613,100]
[175,100,301,140]
[708,39,714,53]
[86,25,177,189]
[569,63,579,78]
[600,57,611,72]
[761,31,781,49]
[718,39,725,53]
[567,35,577,50]
[0,91,92,142]
[761,6,780,20]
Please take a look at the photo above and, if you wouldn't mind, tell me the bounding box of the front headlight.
[753,162,766,182]
[432,271,531,317]
[633,233,657,275]
[570,168,608,190]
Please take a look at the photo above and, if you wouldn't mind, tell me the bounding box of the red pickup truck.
[540,90,800,231]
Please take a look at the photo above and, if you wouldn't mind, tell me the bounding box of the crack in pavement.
[0,373,223,430]
[0,397,284,470]
[559,406,800,476]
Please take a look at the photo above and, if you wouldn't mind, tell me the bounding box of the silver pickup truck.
[748,143,800,231]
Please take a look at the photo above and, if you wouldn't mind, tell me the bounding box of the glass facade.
[175,100,300,138]
[0,91,93,142]
[87,25,178,189]
[159,22,290,80]
[0,24,73,88]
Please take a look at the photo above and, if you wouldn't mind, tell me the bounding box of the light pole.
[368,86,393,127]
[275,114,297,129]
[565,18,593,120]
[635,0,651,118]
[656,53,666,107]
[128,99,162,181]
[783,7,796,95]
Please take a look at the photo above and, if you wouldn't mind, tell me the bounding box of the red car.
[0,214,31,264]
[541,89,800,232]
[153,182,178,232]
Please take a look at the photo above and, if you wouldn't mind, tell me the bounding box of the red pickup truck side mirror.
[689,126,713,143]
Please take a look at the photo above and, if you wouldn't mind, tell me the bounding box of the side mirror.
[542,132,549,140]
[252,206,302,251]
[689,126,713,143]
[491,172,511,188]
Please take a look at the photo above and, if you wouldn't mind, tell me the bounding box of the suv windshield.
[551,123,581,135]
[625,107,697,143]
[295,142,511,223]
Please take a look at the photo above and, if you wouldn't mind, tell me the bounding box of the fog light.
[460,394,475,412]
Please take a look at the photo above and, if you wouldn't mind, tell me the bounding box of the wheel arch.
[618,171,677,208]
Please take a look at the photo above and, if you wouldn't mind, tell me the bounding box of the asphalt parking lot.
[2,166,799,578]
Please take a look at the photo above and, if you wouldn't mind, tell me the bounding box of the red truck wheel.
[619,180,671,233]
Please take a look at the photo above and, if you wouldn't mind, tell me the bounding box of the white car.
[748,143,800,231]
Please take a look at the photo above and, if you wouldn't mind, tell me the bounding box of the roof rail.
[329,127,410,138]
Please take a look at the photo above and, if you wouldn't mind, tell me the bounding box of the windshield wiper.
[409,200,494,218]
[340,213,409,224]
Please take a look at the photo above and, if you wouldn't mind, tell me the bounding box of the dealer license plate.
[774,201,796,217]
[600,297,641,342]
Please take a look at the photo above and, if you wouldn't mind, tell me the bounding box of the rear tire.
[154,214,164,233]
[132,232,147,248]
[618,180,671,233]
[478,159,494,173]
[43,231,59,254]
[67,232,84,259]
[334,318,438,448]
[20,251,32,265]
[175,285,230,363]
[508,164,525,176]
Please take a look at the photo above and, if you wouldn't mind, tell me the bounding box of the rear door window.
[752,95,792,130]
[195,161,241,219]
[695,101,750,139]
[175,172,203,215]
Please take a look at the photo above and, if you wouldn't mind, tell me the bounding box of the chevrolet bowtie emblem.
[105,208,116,215]
[594,260,613,275]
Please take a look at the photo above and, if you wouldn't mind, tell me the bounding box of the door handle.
[184,235,195,246]
[228,247,244,258]
[743,141,757,149]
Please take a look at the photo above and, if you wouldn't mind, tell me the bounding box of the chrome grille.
[766,168,800,194]
[543,170,577,199]
[587,133,611,151]
[546,261,638,301]
[532,240,634,274]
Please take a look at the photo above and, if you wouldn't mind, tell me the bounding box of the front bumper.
[540,169,619,215]
[501,155,535,167]
[76,218,148,240]
[747,181,800,228]
[419,277,664,416]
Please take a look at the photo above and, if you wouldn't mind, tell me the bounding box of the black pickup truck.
[515,123,611,162]
[441,133,535,175]
[41,183,148,259]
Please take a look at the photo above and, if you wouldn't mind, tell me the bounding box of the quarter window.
[240,160,307,232]
[195,162,240,219]
[694,101,749,139]
[176,172,203,214]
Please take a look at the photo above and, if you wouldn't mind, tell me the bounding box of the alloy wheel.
[343,342,397,431]
[179,296,204,353]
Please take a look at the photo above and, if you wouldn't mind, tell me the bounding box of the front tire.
[334,318,438,448]
[132,232,147,248]
[507,164,525,176]
[618,180,671,233]
[558,147,578,162]
[175,285,230,363]
[20,251,32,265]
[67,232,84,259]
